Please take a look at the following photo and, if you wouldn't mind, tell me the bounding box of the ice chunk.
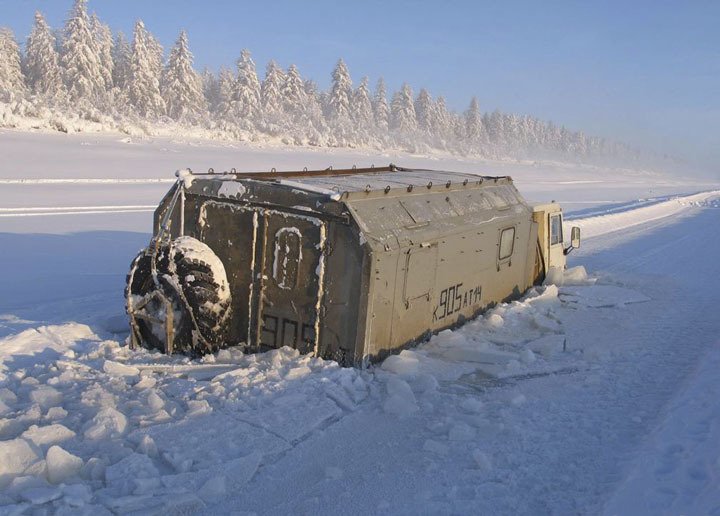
[225,451,262,487]
[84,407,128,440]
[459,398,484,414]
[472,450,493,471]
[0,438,43,488]
[146,391,164,413]
[0,387,18,406]
[199,475,227,502]
[381,350,420,376]
[61,483,92,507]
[21,424,75,449]
[486,313,504,329]
[0,398,10,417]
[20,485,63,505]
[519,349,536,364]
[186,399,212,418]
[29,386,63,409]
[449,422,476,441]
[383,377,418,416]
[46,445,83,484]
[137,435,158,458]
[511,394,527,406]
[105,453,160,495]
[103,360,140,378]
[44,407,68,421]
[285,365,311,380]
[563,265,596,286]
[527,334,567,357]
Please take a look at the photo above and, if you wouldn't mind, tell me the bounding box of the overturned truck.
[126,165,579,367]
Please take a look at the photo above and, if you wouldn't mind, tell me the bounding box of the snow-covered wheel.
[126,236,232,355]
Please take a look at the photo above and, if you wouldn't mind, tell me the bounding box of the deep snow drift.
[0,131,719,514]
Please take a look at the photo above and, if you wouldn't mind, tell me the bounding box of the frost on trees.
[390,83,417,134]
[372,77,390,133]
[464,97,484,149]
[215,67,235,121]
[433,96,452,144]
[281,64,306,118]
[260,60,285,129]
[24,12,66,103]
[0,28,25,102]
[162,30,207,123]
[327,58,352,122]
[112,32,131,90]
[230,49,261,128]
[128,20,166,119]
[91,14,114,93]
[351,77,373,142]
[414,88,435,135]
[60,0,106,105]
[201,67,220,114]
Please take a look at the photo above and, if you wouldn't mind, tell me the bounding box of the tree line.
[0,0,648,165]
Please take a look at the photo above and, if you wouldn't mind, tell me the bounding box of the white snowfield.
[0,132,719,515]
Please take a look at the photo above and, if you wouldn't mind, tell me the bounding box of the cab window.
[499,227,515,260]
[550,214,563,245]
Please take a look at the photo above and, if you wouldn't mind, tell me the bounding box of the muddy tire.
[126,237,232,355]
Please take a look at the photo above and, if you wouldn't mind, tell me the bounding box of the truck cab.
[532,203,580,283]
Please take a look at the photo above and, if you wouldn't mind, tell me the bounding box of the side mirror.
[564,226,581,255]
[571,226,580,249]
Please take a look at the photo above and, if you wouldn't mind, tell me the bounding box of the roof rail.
[188,164,407,181]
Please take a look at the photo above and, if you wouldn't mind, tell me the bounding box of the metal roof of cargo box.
[181,165,531,252]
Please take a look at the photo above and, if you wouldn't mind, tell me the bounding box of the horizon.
[1,0,718,176]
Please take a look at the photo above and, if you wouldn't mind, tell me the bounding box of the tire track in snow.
[0,205,156,217]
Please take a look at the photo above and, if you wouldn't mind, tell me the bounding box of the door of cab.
[547,211,565,269]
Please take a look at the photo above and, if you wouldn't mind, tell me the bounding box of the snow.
[0,133,719,513]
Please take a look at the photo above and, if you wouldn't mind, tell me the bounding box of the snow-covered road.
[0,187,718,514]
[1,131,719,514]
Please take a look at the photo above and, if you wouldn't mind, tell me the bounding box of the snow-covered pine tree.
[414,88,434,135]
[464,97,484,151]
[201,68,220,114]
[327,58,352,121]
[0,28,25,102]
[111,32,131,90]
[485,110,506,150]
[302,79,327,145]
[390,83,417,133]
[230,49,261,126]
[433,95,451,141]
[128,20,165,118]
[91,14,114,92]
[162,30,206,123]
[24,12,66,103]
[215,66,234,120]
[261,60,284,116]
[372,77,389,132]
[61,0,106,104]
[351,77,372,123]
[280,63,306,117]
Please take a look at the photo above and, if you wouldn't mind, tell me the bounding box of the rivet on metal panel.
[446,181,451,188]
[230,167,236,173]
[208,167,214,174]
[271,167,276,173]
[463,179,468,186]
[303,167,308,172]
[371,164,374,168]
[352,165,357,170]
[384,186,391,194]
[427,181,432,189]
[494,178,498,183]
[407,185,413,192]
[365,184,371,193]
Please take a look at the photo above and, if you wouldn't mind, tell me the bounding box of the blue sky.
[1,0,719,173]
